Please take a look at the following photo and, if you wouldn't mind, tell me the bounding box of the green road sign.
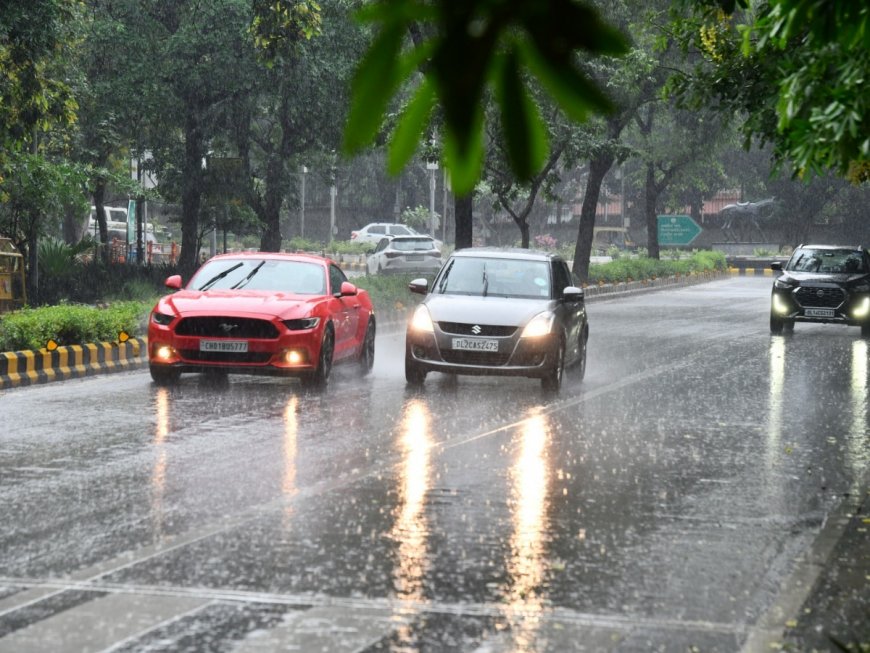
[657,214,702,246]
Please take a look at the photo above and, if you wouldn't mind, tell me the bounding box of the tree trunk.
[179,110,204,279]
[454,194,473,249]
[645,162,660,260]
[571,155,613,283]
[93,179,109,264]
[26,216,39,304]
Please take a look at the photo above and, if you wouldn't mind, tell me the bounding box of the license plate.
[805,308,835,318]
[452,338,498,352]
[200,340,248,352]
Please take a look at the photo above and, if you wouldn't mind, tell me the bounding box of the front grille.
[438,322,517,337]
[175,317,278,339]
[179,350,273,364]
[441,350,512,366]
[794,287,845,308]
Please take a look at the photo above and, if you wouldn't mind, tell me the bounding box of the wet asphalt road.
[0,276,867,652]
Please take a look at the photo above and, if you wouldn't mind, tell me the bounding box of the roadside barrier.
[0,338,146,390]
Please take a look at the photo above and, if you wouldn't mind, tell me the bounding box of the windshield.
[188,259,326,294]
[786,248,867,274]
[435,257,551,298]
[390,238,437,251]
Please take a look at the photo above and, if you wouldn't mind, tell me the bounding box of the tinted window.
[786,248,867,274]
[390,238,436,251]
[552,261,571,296]
[390,225,412,236]
[369,225,386,235]
[329,264,348,294]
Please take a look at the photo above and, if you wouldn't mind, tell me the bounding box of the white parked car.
[350,223,419,245]
[367,235,443,276]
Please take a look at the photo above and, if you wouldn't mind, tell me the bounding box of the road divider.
[0,338,146,390]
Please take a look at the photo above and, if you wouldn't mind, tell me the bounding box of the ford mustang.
[147,252,375,387]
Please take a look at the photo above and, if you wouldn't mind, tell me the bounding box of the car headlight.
[283,317,320,330]
[410,305,434,333]
[853,297,870,319]
[772,293,791,315]
[773,278,795,290]
[521,312,555,338]
[151,311,175,326]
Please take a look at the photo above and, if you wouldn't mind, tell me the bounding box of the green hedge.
[586,250,726,284]
[0,301,152,352]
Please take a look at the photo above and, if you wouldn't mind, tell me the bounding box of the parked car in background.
[147,252,375,388]
[404,247,588,392]
[350,223,418,245]
[366,235,443,276]
[770,244,870,335]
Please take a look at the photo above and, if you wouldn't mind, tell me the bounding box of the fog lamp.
[155,345,176,361]
[772,294,791,316]
[853,297,870,319]
[285,349,305,365]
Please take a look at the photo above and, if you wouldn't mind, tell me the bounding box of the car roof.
[388,234,435,241]
[797,244,865,251]
[205,251,334,266]
[449,246,562,262]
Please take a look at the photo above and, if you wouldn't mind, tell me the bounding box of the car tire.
[541,338,565,392]
[301,325,334,389]
[571,327,588,381]
[358,318,375,376]
[770,313,784,334]
[405,352,427,386]
[150,365,180,386]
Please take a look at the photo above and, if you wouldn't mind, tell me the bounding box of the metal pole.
[329,184,336,244]
[300,165,307,239]
[429,166,436,236]
[442,168,448,243]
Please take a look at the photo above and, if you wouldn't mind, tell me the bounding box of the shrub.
[0,301,152,351]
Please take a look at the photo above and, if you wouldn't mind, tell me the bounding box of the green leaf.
[388,78,437,174]
[343,23,406,154]
[494,50,548,181]
[519,40,612,122]
[444,120,484,197]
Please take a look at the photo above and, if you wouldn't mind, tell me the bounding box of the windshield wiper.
[482,264,488,297]
[231,260,265,289]
[437,260,454,294]
[198,263,243,291]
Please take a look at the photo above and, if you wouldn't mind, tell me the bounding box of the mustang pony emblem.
[218,323,239,333]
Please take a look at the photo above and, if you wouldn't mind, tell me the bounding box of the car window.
[369,225,386,235]
[552,261,571,297]
[374,237,391,253]
[435,257,550,298]
[787,248,867,273]
[189,259,326,294]
[390,225,412,236]
[329,264,348,294]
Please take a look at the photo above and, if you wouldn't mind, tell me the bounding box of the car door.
[328,264,361,359]
[552,260,585,363]
[368,237,391,274]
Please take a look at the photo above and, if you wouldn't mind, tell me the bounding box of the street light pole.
[427,160,438,237]
[300,165,307,239]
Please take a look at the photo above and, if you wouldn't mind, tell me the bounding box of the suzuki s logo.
[218,322,238,333]
[471,325,482,334]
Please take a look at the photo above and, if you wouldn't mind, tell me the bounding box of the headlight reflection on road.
[391,398,433,603]
[505,408,551,650]
[765,337,786,509]
[282,396,299,521]
[151,387,170,538]
[849,339,867,488]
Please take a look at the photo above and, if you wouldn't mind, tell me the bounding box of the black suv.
[770,244,870,335]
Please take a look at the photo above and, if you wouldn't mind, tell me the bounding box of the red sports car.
[147,252,375,387]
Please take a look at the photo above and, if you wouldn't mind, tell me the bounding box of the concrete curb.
[0,338,147,390]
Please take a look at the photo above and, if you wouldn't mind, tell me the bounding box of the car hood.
[783,272,869,284]
[158,290,320,318]
[423,294,553,326]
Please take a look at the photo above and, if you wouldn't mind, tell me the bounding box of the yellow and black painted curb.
[0,338,147,390]
[728,267,775,277]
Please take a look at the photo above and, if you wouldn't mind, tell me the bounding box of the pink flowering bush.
[534,233,558,249]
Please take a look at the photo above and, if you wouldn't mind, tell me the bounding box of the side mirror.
[165,274,182,290]
[770,261,783,271]
[563,286,584,302]
[409,278,429,295]
[339,281,358,297]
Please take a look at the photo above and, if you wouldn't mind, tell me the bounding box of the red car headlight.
[283,317,320,330]
[151,311,175,326]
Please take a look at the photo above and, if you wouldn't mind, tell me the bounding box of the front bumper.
[771,288,870,326]
[405,324,558,378]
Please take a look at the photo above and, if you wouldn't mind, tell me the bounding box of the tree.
[672,0,869,182]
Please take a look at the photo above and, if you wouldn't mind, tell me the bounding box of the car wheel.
[358,318,375,376]
[301,325,334,389]
[150,365,180,386]
[405,351,427,386]
[770,313,784,334]
[541,339,565,392]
